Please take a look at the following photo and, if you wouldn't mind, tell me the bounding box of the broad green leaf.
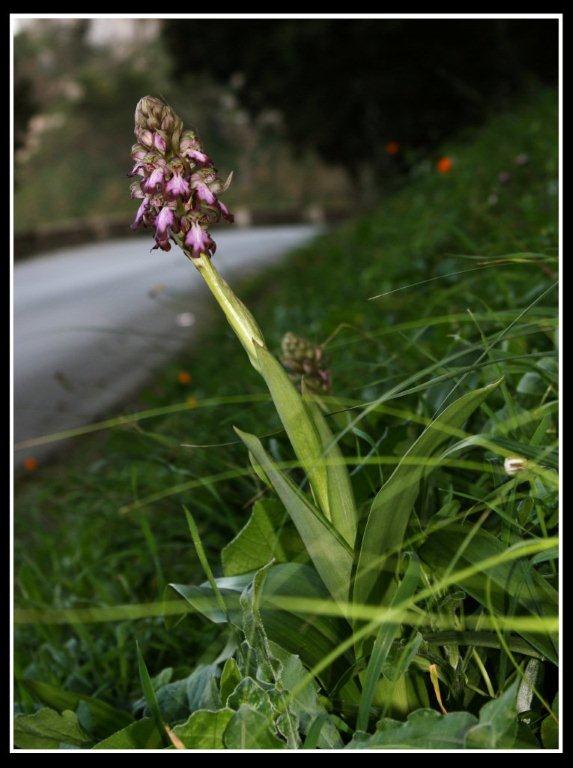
[222,498,303,577]
[235,427,353,605]
[220,658,242,704]
[151,667,174,690]
[260,564,361,705]
[355,379,501,608]
[465,681,520,748]
[185,664,220,713]
[238,563,301,747]
[227,678,274,719]
[419,525,558,662]
[540,693,559,749]
[167,573,254,626]
[168,563,357,698]
[92,718,163,750]
[382,631,424,682]
[21,679,133,739]
[303,386,358,547]
[145,664,220,723]
[357,553,421,731]
[347,709,477,750]
[269,642,343,749]
[151,678,189,723]
[517,372,547,396]
[240,562,286,685]
[372,668,430,719]
[514,722,540,749]
[255,344,330,517]
[172,708,234,749]
[223,704,286,749]
[14,708,90,749]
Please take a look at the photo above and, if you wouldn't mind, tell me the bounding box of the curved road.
[14,225,318,463]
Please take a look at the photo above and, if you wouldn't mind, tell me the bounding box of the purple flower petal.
[154,132,167,153]
[191,175,216,205]
[219,201,234,223]
[187,148,211,166]
[137,129,154,148]
[165,171,190,200]
[184,221,216,258]
[142,166,164,194]
[131,198,150,230]
[154,206,176,250]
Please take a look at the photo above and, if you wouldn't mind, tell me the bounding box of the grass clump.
[14,88,558,749]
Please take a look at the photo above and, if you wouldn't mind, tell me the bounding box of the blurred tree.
[14,71,36,154]
[13,24,172,227]
[162,19,558,184]
[14,20,353,231]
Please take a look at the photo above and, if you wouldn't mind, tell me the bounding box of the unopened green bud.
[280,332,331,394]
[134,96,183,154]
[504,456,528,476]
[135,95,165,130]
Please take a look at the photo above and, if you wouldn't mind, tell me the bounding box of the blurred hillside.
[163,19,558,182]
[13,19,352,233]
[14,18,557,235]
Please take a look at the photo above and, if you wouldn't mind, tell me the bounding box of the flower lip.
[191,174,217,205]
[184,220,216,258]
[218,201,234,223]
[165,170,190,200]
[186,148,211,166]
[130,96,234,259]
[132,198,150,230]
[154,205,177,250]
[142,166,165,194]
[154,131,168,154]
[137,128,154,148]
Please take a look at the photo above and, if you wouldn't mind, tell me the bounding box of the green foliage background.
[14,88,558,749]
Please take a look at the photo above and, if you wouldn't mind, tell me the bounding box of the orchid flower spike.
[130,96,233,258]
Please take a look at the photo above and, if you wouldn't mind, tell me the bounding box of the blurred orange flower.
[178,371,192,385]
[385,141,400,156]
[23,456,38,472]
[437,156,454,174]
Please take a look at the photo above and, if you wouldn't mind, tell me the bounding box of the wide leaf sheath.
[354,379,501,609]
[235,427,353,606]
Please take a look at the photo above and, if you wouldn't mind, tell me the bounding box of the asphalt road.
[13,225,318,463]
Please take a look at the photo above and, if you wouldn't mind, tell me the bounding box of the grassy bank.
[14,88,558,735]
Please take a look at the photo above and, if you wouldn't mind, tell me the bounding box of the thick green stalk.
[187,247,331,519]
[191,250,266,372]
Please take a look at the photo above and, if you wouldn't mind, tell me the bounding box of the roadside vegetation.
[14,88,558,749]
[14,21,350,233]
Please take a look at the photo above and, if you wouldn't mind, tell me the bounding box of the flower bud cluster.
[130,96,233,257]
[504,456,528,476]
[280,332,331,394]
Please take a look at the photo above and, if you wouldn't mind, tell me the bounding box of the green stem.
[191,249,266,371]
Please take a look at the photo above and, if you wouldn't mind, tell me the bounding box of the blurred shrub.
[163,19,558,182]
[13,20,353,232]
